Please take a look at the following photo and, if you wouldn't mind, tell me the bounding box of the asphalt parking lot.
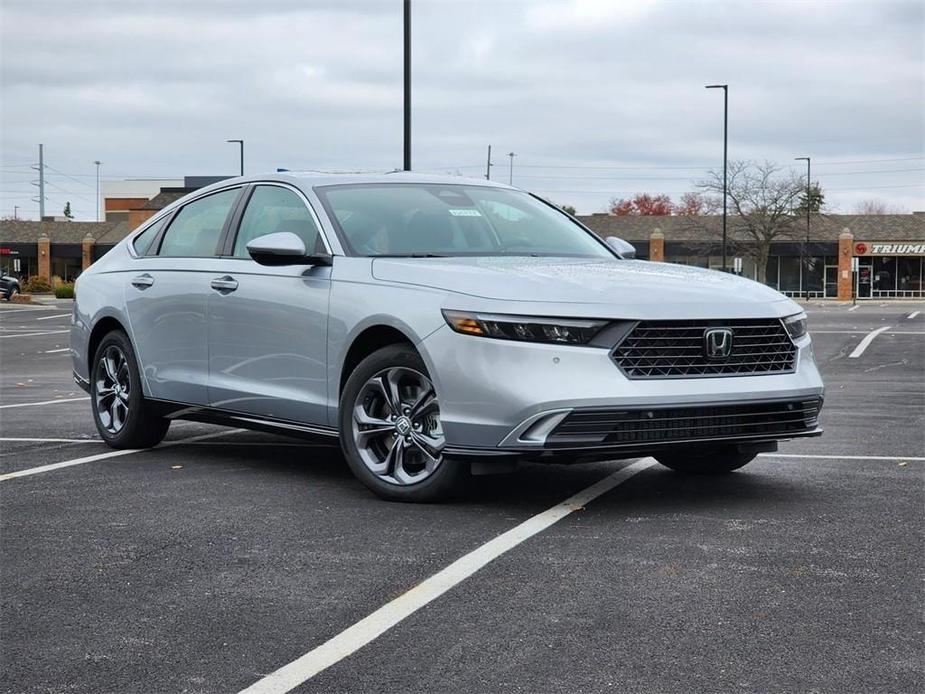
[1,300,923,694]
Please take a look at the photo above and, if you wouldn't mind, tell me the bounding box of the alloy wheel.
[95,345,131,435]
[351,367,445,485]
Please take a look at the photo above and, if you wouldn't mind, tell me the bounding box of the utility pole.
[485,145,492,180]
[705,84,728,271]
[13,205,19,220]
[94,160,102,222]
[403,0,411,171]
[507,151,516,186]
[795,156,811,296]
[227,140,244,176]
[32,144,46,220]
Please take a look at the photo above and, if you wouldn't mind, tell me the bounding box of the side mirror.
[605,236,636,259]
[246,232,332,267]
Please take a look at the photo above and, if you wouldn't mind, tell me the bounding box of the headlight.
[442,310,607,345]
[782,312,808,340]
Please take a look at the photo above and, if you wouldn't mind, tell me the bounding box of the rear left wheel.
[91,330,170,449]
[339,344,467,502]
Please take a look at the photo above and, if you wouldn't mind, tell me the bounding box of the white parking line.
[34,313,71,321]
[238,458,656,694]
[812,330,924,335]
[0,330,69,339]
[908,311,921,319]
[762,453,924,462]
[0,429,244,482]
[849,326,892,358]
[44,348,70,354]
[0,437,330,448]
[0,307,55,314]
[0,396,90,409]
[848,305,860,311]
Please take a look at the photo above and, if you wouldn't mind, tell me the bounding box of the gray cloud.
[1,0,922,219]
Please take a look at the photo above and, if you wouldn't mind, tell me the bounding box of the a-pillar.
[649,228,665,261]
[37,233,51,281]
[837,228,854,301]
[82,235,95,271]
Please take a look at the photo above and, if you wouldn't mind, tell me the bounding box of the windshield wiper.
[374,253,449,258]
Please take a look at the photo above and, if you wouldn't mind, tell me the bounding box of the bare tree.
[853,199,908,215]
[698,160,804,283]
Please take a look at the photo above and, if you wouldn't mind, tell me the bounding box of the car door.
[206,183,332,426]
[124,186,243,405]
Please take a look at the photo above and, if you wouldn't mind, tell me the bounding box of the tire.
[91,330,170,449]
[339,344,467,502]
[656,446,757,474]
[5,287,17,302]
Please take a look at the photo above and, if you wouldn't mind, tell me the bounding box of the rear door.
[124,186,243,405]
[206,183,332,425]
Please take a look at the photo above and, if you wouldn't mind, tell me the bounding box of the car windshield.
[315,183,614,258]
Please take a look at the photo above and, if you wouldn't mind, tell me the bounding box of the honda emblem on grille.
[704,328,734,359]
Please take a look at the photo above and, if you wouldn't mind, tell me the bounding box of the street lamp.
[705,84,728,271]
[795,156,811,297]
[403,0,412,171]
[507,151,516,186]
[227,139,244,176]
[94,160,102,222]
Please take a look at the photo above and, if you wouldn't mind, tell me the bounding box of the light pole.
[227,139,244,176]
[705,84,728,271]
[94,160,102,222]
[403,0,411,171]
[507,152,516,186]
[795,156,811,296]
[13,205,19,220]
[485,145,492,180]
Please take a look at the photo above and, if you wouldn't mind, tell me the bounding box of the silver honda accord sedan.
[71,172,823,501]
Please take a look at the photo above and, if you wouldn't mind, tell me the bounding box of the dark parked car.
[0,270,20,301]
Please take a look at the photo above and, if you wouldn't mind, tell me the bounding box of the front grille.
[612,318,796,379]
[546,398,821,447]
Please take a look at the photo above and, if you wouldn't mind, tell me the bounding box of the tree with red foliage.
[609,193,673,216]
[675,191,720,216]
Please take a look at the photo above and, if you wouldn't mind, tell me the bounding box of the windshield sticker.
[448,209,482,217]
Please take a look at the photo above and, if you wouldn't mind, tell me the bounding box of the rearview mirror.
[246,232,332,267]
[605,236,636,259]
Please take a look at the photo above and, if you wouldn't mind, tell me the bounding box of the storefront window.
[872,257,897,292]
[897,257,923,293]
[779,256,802,292]
[803,256,824,292]
[764,257,779,289]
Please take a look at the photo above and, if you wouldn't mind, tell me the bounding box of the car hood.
[371,256,797,319]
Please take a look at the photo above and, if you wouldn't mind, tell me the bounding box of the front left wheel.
[339,344,467,502]
[91,330,170,449]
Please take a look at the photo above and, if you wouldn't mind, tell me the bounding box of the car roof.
[192,171,517,196]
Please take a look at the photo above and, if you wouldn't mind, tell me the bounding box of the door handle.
[210,276,238,293]
[131,273,154,289]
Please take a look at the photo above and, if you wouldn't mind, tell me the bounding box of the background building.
[2,187,923,300]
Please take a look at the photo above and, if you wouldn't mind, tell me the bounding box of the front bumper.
[421,324,825,455]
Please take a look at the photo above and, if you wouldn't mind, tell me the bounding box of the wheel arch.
[87,315,129,377]
[339,324,418,393]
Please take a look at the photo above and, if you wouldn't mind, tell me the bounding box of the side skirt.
[146,399,340,444]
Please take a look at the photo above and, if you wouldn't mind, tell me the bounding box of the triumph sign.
[854,241,925,256]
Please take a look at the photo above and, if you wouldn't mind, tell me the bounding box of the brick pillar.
[37,233,51,281]
[837,228,853,301]
[649,228,665,262]
[81,235,95,271]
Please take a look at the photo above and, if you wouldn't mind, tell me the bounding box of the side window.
[132,217,166,255]
[158,188,239,257]
[233,186,322,258]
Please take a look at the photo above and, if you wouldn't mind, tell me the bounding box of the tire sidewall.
[339,344,465,502]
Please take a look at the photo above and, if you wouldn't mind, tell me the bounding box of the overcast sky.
[1,0,923,220]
